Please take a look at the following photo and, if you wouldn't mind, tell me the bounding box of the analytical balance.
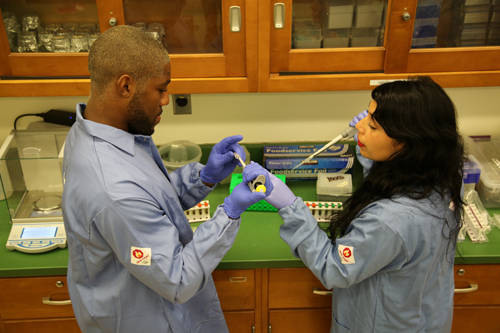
[0,129,68,253]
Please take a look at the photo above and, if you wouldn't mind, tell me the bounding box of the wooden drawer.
[0,276,74,320]
[454,264,500,306]
[213,269,255,311]
[269,309,332,333]
[3,318,81,333]
[269,268,332,309]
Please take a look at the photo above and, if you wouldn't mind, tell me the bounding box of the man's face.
[127,62,171,135]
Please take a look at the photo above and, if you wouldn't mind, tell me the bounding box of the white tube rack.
[464,203,488,242]
[184,200,210,223]
[304,201,343,223]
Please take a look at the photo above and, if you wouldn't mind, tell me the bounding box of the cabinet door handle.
[42,296,72,305]
[229,276,247,283]
[312,288,332,296]
[274,3,285,29]
[454,284,478,294]
[229,6,241,33]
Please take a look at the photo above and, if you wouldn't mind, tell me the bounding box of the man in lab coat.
[62,25,271,333]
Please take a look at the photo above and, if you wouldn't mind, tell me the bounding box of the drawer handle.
[312,288,332,296]
[42,297,72,305]
[229,277,247,283]
[454,284,478,294]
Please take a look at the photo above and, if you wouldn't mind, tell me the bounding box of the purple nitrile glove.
[223,162,273,219]
[200,135,246,184]
[264,172,297,210]
[349,110,368,142]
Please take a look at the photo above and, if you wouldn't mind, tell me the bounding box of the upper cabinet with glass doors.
[258,0,500,92]
[0,0,258,95]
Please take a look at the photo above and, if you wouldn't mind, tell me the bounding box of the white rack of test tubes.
[184,200,210,223]
[304,201,343,223]
[463,204,489,242]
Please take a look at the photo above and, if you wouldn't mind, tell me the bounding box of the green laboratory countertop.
[1,141,500,278]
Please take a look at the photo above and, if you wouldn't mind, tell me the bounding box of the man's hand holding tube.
[200,135,246,185]
[223,162,273,219]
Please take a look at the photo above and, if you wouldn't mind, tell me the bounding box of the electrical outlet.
[172,94,192,115]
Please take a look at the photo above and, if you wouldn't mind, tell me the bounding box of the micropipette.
[234,152,267,193]
[292,126,359,170]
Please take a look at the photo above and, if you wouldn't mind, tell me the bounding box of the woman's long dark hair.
[328,76,465,250]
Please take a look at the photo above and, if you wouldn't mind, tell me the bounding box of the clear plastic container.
[158,140,202,173]
[350,27,379,46]
[465,137,500,208]
[293,19,322,49]
[316,173,352,201]
[323,28,350,48]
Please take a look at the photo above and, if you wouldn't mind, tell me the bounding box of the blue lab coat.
[62,104,236,333]
[278,147,457,332]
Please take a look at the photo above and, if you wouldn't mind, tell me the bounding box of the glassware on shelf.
[52,35,71,53]
[18,31,38,52]
[22,14,40,32]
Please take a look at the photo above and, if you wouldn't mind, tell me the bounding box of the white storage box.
[323,5,354,29]
[465,137,500,208]
[354,3,384,28]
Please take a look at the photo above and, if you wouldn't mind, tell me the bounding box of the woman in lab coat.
[265,76,464,333]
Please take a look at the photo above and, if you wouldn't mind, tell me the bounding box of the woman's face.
[355,100,404,162]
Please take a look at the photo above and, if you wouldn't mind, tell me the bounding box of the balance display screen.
[21,227,58,239]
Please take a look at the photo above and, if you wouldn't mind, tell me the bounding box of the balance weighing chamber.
[0,128,68,253]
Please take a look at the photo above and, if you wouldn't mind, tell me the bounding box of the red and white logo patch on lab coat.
[131,246,151,266]
[338,244,355,264]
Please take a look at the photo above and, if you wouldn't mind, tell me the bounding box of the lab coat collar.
[75,103,138,157]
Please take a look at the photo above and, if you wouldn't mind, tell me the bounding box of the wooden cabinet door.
[259,0,387,92]
[452,306,500,333]
[451,264,500,333]
[213,269,255,311]
[269,308,332,333]
[385,0,500,75]
[224,311,255,333]
[268,268,331,309]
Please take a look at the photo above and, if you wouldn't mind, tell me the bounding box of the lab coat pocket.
[331,312,351,333]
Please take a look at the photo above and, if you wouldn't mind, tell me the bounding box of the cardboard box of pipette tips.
[263,144,354,181]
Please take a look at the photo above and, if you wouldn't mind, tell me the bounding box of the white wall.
[0,86,499,146]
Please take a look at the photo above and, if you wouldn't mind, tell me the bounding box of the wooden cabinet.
[0,265,499,332]
[0,275,81,333]
[452,264,500,333]
[0,270,259,333]
[258,0,500,92]
[1,0,500,96]
[0,0,258,95]
[266,268,332,333]
[213,268,259,333]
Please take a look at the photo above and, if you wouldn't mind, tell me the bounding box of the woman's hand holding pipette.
[265,172,297,209]
[349,110,368,142]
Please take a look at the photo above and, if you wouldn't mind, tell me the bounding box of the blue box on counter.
[263,144,353,158]
[263,144,355,181]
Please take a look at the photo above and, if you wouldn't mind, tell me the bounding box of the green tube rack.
[229,173,286,212]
